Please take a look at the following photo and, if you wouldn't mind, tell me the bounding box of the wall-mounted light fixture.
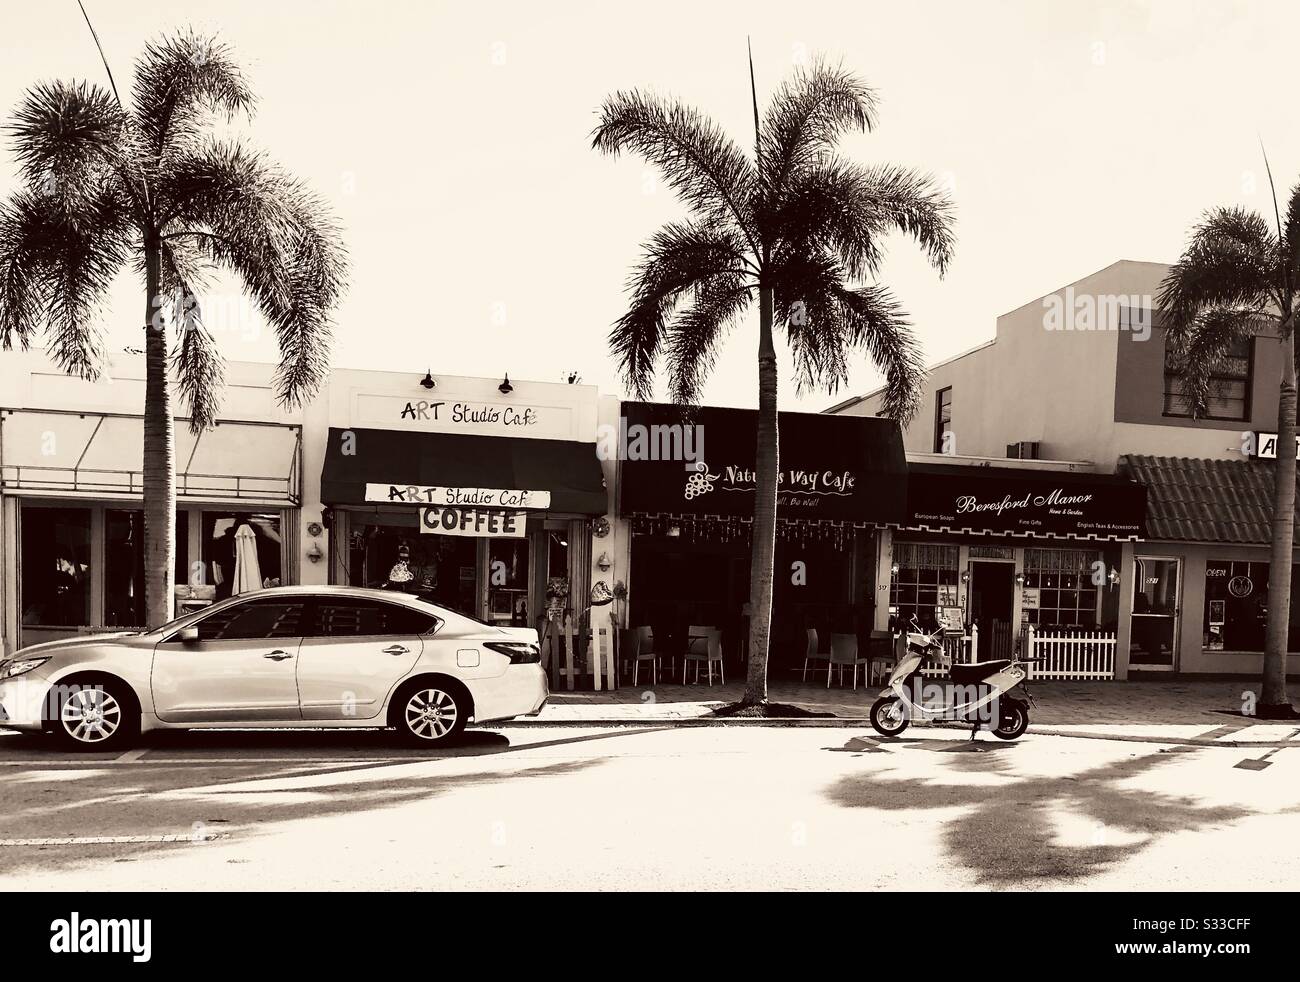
[1108,567,1121,588]
[420,370,436,390]
[306,542,324,564]
[961,569,971,585]
[498,374,513,395]
[1014,572,1025,587]
[890,563,899,577]
[596,551,612,572]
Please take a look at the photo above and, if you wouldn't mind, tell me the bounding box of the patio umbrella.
[231,523,263,595]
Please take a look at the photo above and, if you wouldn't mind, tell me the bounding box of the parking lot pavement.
[2,721,1299,891]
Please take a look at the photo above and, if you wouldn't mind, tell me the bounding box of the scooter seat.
[950,659,1012,684]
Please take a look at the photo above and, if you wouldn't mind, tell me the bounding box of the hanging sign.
[367,483,551,509]
[1255,433,1300,460]
[419,506,528,538]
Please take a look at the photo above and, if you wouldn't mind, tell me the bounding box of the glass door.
[1131,556,1181,670]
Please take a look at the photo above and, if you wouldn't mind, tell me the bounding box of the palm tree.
[593,56,954,706]
[1159,173,1297,718]
[0,31,346,629]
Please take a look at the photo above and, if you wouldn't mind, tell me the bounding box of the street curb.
[500,716,1297,749]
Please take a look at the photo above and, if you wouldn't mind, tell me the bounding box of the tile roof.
[1119,454,1298,544]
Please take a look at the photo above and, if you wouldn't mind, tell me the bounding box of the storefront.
[617,402,907,675]
[308,373,613,633]
[889,460,1148,674]
[1120,454,1300,676]
[1,405,302,653]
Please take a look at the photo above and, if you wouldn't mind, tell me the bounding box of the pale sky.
[1,0,1294,413]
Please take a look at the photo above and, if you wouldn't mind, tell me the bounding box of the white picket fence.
[1024,626,1116,680]
[920,626,978,678]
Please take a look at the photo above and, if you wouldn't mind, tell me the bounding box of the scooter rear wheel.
[992,701,1029,740]
[870,696,909,738]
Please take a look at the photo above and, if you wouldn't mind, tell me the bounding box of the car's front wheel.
[392,681,468,746]
[51,679,138,752]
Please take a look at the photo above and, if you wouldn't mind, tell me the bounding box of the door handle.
[263,650,294,661]
[382,645,410,656]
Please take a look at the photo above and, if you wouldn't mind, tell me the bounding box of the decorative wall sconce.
[960,569,971,585]
[890,563,899,576]
[420,370,436,390]
[498,374,513,395]
[1014,572,1025,587]
[306,542,323,563]
[596,551,612,572]
[1108,567,1121,588]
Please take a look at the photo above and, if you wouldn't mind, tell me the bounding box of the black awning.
[320,427,608,514]
[618,402,908,524]
[905,462,1147,540]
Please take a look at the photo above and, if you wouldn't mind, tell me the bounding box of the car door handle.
[263,650,294,661]
[382,645,409,656]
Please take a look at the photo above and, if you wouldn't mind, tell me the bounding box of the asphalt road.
[1,722,1297,891]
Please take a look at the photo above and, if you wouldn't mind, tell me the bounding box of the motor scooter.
[869,615,1034,741]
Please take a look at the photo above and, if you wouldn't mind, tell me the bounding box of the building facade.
[830,259,1298,678]
[0,352,618,659]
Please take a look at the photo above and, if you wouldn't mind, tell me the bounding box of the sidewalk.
[525,678,1299,746]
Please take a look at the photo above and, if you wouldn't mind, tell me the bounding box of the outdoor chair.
[626,625,660,686]
[683,628,724,684]
[803,628,831,682]
[828,633,872,689]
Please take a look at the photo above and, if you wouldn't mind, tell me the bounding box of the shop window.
[1204,560,1300,652]
[201,512,283,600]
[105,509,189,627]
[1023,548,1101,628]
[195,598,305,641]
[312,598,439,637]
[488,538,530,626]
[932,387,953,453]
[348,524,478,614]
[1163,337,1251,421]
[20,506,91,627]
[890,542,959,631]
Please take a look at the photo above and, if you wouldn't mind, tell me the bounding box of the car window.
[310,599,439,638]
[194,599,306,642]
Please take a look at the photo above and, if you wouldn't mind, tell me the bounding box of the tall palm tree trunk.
[142,235,176,629]
[1262,327,1297,714]
[744,285,778,705]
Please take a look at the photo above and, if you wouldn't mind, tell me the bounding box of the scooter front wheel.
[992,700,1029,740]
[870,696,909,738]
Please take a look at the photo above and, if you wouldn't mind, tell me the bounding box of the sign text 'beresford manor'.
[955,488,1095,516]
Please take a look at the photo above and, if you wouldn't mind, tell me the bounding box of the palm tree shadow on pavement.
[824,743,1253,886]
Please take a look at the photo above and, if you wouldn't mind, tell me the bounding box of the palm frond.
[1158,207,1278,327]
[0,189,131,377]
[759,60,877,192]
[8,80,130,196]
[170,287,226,432]
[664,274,752,404]
[772,160,955,279]
[1165,306,1273,419]
[771,248,923,417]
[1282,183,1300,304]
[159,139,347,407]
[608,221,749,399]
[592,90,758,244]
[131,30,255,159]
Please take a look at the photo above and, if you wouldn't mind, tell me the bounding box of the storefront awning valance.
[618,402,908,524]
[1120,454,1295,543]
[0,408,301,504]
[320,427,608,514]
[904,462,1147,541]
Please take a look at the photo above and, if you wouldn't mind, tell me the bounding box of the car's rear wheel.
[51,679,138,752]
[392,681,468,746]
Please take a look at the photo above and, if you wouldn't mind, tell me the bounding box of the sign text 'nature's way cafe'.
[365,484,546,538]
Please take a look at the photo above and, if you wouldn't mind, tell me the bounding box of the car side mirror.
[178,625,199,643]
